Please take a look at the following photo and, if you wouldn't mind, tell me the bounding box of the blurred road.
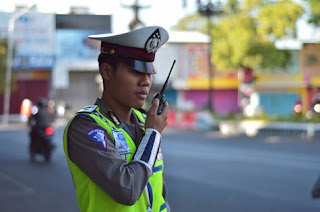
[0,123,78,212]
[0,123,320,212]
[163,130,320,212]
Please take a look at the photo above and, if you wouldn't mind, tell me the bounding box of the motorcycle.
[29,125,55,163]
[27,99,56,163]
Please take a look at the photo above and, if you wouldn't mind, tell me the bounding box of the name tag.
[113,130,131,155]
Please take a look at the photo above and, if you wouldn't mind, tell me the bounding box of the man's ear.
[100,63,113,80]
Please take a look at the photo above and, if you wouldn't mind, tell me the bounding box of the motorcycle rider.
[28,98,55,162]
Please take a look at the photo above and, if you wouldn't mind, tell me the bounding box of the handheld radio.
[154,60,176,115]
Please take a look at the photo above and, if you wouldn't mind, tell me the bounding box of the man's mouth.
[136,91,148,100]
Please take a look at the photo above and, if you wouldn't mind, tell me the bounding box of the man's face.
[107,61,153,109]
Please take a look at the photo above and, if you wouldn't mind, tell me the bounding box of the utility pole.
[121,0,150,30]
[197,0,222,113]
[2,4,35,125]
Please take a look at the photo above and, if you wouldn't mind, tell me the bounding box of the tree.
[0,38,8,94]
[304,0,320,26]
[0,37,16,95]
[174,0,304,72]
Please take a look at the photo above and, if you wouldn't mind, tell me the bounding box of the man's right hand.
[145,98,169,133]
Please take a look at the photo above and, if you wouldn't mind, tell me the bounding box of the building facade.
[52,14,111,111]
[0,10,111,113]
[1,9,319,118]
[0,11,55,113]
[155,31,240,115]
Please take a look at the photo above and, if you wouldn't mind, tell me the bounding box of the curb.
[0,118,68,131]
[0,123,26,131]
[219,120,320,138]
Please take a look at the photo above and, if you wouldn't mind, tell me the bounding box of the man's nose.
[139,73,152,86]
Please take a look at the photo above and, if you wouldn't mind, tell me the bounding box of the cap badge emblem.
[145,29,161,53]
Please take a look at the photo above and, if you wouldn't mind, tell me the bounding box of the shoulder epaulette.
[77,105,98,113]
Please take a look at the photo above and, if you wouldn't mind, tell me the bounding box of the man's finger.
[152,98,159,105]
[162,101,169,114]
[149,98,159,114]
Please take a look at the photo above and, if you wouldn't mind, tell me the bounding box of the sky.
[0,0,197,33]
[0,0,318,41]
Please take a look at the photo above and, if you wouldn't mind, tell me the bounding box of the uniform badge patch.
[87,128,108,150]
[145,29,161,53]
[113,131,131,155]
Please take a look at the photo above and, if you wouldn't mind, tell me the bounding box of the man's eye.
[131,69,138,74]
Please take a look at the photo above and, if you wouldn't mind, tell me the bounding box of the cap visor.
[128,60,156,74]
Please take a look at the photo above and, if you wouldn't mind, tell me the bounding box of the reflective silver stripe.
[145,186,152,211]
[133,128,161,171]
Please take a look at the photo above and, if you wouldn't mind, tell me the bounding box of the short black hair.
[98,53,136,70]
[98,53,119,70]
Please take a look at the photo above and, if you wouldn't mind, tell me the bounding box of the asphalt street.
[163,130,320,211]
[0,123,319,212]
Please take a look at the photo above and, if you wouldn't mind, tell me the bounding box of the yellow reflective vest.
[63,107,167,212]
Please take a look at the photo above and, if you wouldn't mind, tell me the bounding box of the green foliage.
[0,38,8,94]
[214,111,320,123]
[0,37,17,95]
[243,0,264,11]
[212,111,243,121]
[224,0,240,14]
[211,13,261,70]
[174,0,304,72]
[257,0,304,41]
[267,113,320,123]
[249,40,291,70]
[304,0,320,26]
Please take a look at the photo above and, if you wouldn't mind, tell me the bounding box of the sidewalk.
[0,114,25,131]
[1,114,319,139]
[219,120,320,138]
[166,110,320,139]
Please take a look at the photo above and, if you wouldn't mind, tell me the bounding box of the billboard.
[53,29,108,88]
[56,29,106,61]
[0,11,55,70]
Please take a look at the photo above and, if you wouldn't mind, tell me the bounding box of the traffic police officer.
[63,26,170,211]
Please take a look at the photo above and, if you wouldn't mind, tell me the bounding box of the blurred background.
[0,0,320,211]
[0,0,320,126]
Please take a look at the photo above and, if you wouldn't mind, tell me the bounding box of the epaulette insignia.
[109,111,121,126]
[77,105,98,113]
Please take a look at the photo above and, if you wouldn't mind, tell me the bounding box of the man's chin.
[132,101,145,109]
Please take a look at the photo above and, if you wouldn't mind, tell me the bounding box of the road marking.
[0,171,34,196]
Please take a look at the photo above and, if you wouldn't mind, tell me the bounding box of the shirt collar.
[94,98,144,128]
